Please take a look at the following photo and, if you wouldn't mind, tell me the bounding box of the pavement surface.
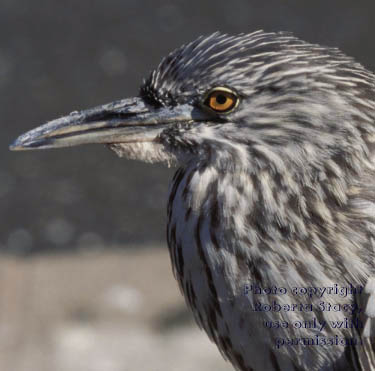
[0,247,230,371]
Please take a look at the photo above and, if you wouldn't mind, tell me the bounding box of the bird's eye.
[204,87,239,113]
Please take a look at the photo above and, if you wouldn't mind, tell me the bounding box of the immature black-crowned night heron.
[10,31,375,370]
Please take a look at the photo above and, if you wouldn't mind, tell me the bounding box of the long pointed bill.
[10,97,204,151]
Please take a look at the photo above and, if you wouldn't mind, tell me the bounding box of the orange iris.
[205,88,238,113]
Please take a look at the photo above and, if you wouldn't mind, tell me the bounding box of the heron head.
[10,31,373,174]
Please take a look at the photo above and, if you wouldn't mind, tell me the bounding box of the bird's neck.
[168,158,371,289]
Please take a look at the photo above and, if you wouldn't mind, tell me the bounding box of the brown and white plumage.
[11,31,375,370]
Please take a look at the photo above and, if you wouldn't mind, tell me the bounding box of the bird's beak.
[10,97,203,151]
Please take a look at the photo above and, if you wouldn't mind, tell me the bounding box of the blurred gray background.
[1,1,375,371]
[3,0,375,253]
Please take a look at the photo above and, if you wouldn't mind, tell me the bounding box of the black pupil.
[216,94,227,105]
